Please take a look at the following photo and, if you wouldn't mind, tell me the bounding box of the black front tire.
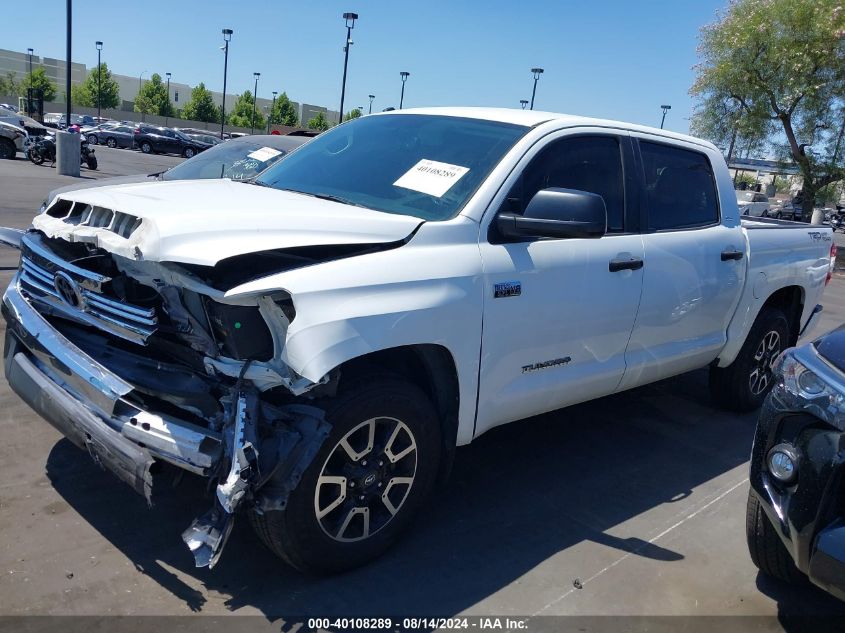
[183,146,195,158]
[87,134,98,145]
[140,141,152,154]
[746,490,805,584]
[106,137,117,148]
[709,306,790,412]
[250,378,442,574]
[86,156,98,170]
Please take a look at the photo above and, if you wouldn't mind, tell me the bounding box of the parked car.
[0,121,27,159]
[747,325,845,601]
[186,133,221,146]
[736,190,770,217]
[87,123,134,149]
[81,122,119,144]
[0,110,47,139]
[1,108,835,574]
[134,124,212,157]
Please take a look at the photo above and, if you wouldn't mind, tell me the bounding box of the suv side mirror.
[496,188,607,240]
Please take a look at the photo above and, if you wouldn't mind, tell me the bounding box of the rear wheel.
[250,378,441,574]
[709,306,790,411]
[746,490,805,584]
[87,134,98,145]
[140,141,152,154]
[106,137,117,148]
[183,146,195,158]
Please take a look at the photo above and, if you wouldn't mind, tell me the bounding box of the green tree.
[269,91,298,126]
[73,63,120,109]
[307,111,330,131]
[134,73,174,117]
[19,67,57,102]
[0,71,19,96]
[691,0,845,218]
[227,90,265,130]
[182,83,220,123]
[343,108,362,121]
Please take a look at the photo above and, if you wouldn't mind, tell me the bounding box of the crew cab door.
[617,137,746,390]
[475,131,644,437]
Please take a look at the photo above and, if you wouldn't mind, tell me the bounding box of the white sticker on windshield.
[247,146,283,162]
[393,159,470,198]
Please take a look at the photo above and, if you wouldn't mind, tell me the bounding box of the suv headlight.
[774,350,845,431]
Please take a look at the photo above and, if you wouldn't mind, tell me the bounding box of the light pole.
[520,99,528,110]
[268,91,277,133]
[94,41,103,122]
[338,12,358,124]
[251,72,260,134]
[164,72,171,126]
[221,28,233,139]
[399,71,410,109]
[529,67,544,110]
[138,70,146,92]
[368,94,375,114]
[660,104,671,129]
[26,48,33,117]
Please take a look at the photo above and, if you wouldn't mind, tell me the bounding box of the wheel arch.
[761,285,805,346]
[333,344,460,485]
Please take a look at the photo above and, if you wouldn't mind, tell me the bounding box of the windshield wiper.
[282,189,369,208]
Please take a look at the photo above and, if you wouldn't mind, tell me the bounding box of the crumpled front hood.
[32,179,423,266]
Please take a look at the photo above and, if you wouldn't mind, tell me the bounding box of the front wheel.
[0,138,15,160]
[746,490,805,584]
[183,146,195,158]
[250,378,442,574]
[709,306,790,411]
[140,141,152,154]
[106,137,117,148]
[86,156,98,170]
[87,134,98,145]
[28,148,44,165]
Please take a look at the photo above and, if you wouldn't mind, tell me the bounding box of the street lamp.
[660,104,671,129]
[368,94,375,114]
[94,42,103,122]
[338,11,358,125]
[520,99,528,110]
[399,71,410,109]
[268,90,277,133]
[221,28,233,140]
[26,48,33,117]
[251,72,260,134]
[165,72,171,126]
[529,67,544,110]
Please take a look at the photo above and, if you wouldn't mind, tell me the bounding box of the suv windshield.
[255,114,528,221]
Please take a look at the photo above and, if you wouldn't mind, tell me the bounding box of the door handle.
[609,257,644,272]
[721,249,744,261]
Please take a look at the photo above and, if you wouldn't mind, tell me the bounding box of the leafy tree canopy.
[182,82,220,123]
[691,0,845,214]
[343,108,362,121]
[72,63,120,109]
[0,71,19,96]
[307,111,330,131]
[269,91,298,126]
[20,68,57,102]
[134,72,174,117]
[228,90,265,130]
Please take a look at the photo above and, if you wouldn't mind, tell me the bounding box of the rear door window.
[640,141,719,231]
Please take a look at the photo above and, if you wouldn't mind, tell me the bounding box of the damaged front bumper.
[2,279,330,568]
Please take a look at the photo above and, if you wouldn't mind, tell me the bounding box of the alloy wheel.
[314,416,417,543]
[749,330,781,396]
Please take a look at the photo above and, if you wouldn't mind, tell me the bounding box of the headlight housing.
[774,350,845,431]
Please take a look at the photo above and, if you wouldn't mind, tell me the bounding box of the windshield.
[162,140,293,181]
[255,114,528,221]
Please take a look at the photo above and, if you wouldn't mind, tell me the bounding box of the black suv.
[134,125,212,157]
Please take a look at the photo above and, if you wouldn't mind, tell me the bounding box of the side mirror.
[496,188,607,240]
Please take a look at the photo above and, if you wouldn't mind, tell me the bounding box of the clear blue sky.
[12,0,726,132]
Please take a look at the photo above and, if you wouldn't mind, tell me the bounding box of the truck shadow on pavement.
[45,367,845,618]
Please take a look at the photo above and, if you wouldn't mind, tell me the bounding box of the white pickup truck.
[1,108,836,573]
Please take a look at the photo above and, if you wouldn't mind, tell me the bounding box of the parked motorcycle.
[27,134,97,170]
[830,211,845,232]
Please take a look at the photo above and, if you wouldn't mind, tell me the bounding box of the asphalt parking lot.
[1,149,845,624]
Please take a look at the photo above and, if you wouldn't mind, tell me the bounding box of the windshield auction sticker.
[247,146,283,162]
[393,159,470,197]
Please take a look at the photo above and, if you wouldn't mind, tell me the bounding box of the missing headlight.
[204,300,274,361]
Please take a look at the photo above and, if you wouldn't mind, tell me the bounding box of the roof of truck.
[380,107,718,152]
